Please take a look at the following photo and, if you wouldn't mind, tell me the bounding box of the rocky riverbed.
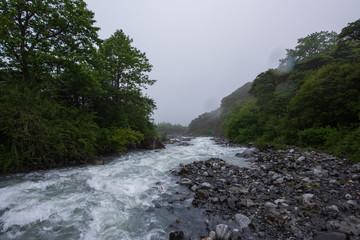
[170,143,360,240]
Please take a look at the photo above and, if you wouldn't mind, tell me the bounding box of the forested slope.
[0,0,157,173]
[188,82,253,136]
[190,19,360,162]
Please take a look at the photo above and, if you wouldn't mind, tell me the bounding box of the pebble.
[170,142,360,240]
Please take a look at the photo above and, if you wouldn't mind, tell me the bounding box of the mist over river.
[0,137,248,240]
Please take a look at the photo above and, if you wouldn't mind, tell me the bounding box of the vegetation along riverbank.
[189,19,360,164]
[0,0,159,174]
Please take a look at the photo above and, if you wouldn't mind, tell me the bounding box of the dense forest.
[189,19,360,162]
[0,0,157,173]
[155,122,188,135]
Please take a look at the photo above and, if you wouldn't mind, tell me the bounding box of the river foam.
[0,137,246,240]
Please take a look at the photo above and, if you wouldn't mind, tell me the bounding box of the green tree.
[0,0,102,173]
[338,19,360,42]
[294,31,338,60]
[288,63,360,129]
[336,19,360,63]
[0,0,100,86]
[225,100,260,143]
[96,30,156,132]
[278,31,338,70]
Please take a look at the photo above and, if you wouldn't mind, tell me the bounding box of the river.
[0,137,248,240]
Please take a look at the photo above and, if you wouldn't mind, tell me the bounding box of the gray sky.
[84,0,360,125]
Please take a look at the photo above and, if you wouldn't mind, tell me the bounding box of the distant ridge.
[188,82,253,136]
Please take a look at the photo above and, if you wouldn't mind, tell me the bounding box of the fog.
[84,0,360,125]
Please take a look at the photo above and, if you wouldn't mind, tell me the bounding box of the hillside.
[188,82,253,136]
[188,19,360,162]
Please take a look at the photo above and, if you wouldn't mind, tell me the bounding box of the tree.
[338,19,360,42]
[278,31,338,70]
[0,0,100,86]
[288,63,360,129]
[336,19,360,63]
[294,31,338,60]
[96,30,156,131]
[99,30,155,92]
[225,100,260,143]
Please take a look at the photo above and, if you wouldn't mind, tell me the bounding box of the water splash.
[0,137,247,239]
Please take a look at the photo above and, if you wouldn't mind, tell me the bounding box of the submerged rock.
[169,231,184,240]
[140,136,165,150]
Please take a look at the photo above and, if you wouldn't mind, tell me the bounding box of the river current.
[0,137,248,240]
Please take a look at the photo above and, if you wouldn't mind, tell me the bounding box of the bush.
[0,86,99,173]
[97,127,144,153]
[297,127,332,148]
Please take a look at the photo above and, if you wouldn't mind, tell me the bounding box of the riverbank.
[170,142,360,239]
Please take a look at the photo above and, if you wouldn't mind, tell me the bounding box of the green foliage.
[289,63,360,128]
[222,19,360,163]
[294,31,338,60]
[297,127,333,148]
[94,30,156,135]
[0,84,98,173]
[156,122,188,135]
[338,19,360,42]
[97,128,144,153]
[0,1,157,173]
[0,0,100,85]
[224,100,260,143]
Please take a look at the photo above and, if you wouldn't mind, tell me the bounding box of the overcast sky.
[84,0,360,125]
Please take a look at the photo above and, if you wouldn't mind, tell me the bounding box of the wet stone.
[171,145,360,240]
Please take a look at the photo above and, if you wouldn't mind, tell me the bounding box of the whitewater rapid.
[0,137,247,240]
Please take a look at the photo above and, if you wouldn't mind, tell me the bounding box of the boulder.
[313,232,347,240]
[234,214,251,230]
[169,231,184,240]
[215,224,232,240]
[140,136,165,150]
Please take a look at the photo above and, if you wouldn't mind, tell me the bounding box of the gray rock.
[274,178,284,184]
[329,179,339,185]
[229,186,241,194]
[195,190,208,200]
[351,174,360,180]
[302,193,314,206]
[274,199,286,205]
[313,232,347,240]
[215,224,232,240]
[354,163,360,173]
[190,185,197,192]
[297,156,306,162]
[180,178,192,186]
[313,168,327,178]
[302,177,312,183]
[236,148,259,158]
[209,231,216,239]
[201,182,213,189]
[213,162,221,170]
[345,194,352,200]
[346,200,358,207]
[326,205,340,212]
[272,173,282,180]
[234,214,251,230]
[264,202,277,209]
[141,136,165,150]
